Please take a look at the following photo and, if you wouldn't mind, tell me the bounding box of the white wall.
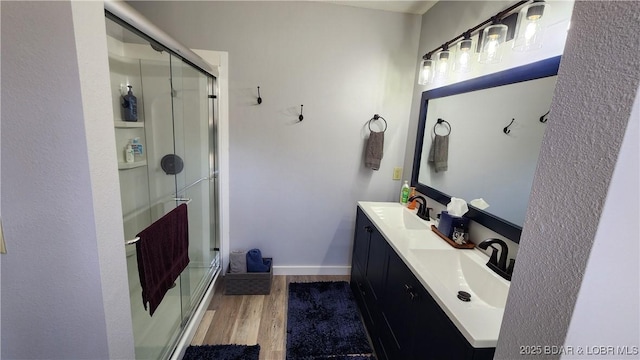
[130,1,422,274]
[496,1,640,358]
[1,1,134,358]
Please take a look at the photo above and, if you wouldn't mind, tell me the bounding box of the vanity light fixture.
[417,0,533,85]
[513,0,548,51]
[418,56,435,85]
[454,33,474,73]
[478,21,508,64]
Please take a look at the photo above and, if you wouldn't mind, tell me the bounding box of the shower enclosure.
[105,14,220,360]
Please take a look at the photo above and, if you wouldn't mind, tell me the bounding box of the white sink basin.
[370,205,431,230]
[408,249,510,309]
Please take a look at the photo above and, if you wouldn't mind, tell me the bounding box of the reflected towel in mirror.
[428,134,449,172]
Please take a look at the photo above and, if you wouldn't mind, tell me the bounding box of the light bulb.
[454,39,473,73]
[418,59,434,85]
[435,50,451,79]
[513,1,548,52]
[479,24,507,64]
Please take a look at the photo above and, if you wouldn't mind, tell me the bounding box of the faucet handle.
[506,258,515,275]
[487,245,499,266]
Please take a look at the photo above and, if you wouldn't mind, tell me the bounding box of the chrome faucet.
[478,238,515,281]
[408,195,432,221]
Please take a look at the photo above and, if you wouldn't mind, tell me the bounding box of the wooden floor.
[190,275,350,360]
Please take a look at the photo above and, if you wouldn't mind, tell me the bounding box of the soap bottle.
[407,187,417,210]
[400,181,410,205]
[125,142,135,163]
[122,85,138,122]
[131,137,144,161]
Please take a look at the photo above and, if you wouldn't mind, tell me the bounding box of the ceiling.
[321,1,438,15]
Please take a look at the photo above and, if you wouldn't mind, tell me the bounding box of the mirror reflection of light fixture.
[435,47,452,79]
[513,0,548,51]
[418,57,435,85]
[454,33,474,73]
[478,23,508,64]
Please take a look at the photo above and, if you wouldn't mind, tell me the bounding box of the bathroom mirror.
[411,56,561,242]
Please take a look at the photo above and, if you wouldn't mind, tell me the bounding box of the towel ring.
[368,114,387,132]
[434,118,451,136]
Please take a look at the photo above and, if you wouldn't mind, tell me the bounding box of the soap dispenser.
[400,180,410,205]
[122,85,138,122]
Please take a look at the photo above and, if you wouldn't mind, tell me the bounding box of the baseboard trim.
[273,265,351,276]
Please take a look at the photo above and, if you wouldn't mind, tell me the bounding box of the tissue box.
[225,258,273,295]
[438,211,469,239]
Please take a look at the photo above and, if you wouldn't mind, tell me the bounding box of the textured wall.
[561,85,639,359]
[70,2,136,358]
[130,1,422,272]
[1,1,110,358]
[495,2,640,358]
[1,1,134,358]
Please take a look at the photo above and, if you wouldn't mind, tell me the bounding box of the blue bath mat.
[286,281,375,360]
[182,344,260,360]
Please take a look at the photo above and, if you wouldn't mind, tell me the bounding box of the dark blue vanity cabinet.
[350,207,495,360]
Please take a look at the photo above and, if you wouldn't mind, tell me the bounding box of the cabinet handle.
[404,284,413,293]
[358,282,366,295]
[364,226,373,233]
[409,291,418,301]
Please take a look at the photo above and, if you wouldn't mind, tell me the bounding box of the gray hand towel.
[230,251,247,273]
[428,134,449,173]
[365,131,384,170]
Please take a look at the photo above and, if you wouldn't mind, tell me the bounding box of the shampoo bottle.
[131,137,144,161]
[400,181,410,205]
[122,85,138,122]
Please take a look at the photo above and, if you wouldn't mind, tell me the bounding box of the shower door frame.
[105,11,221,360]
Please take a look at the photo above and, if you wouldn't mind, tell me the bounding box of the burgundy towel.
[136,204,190,316]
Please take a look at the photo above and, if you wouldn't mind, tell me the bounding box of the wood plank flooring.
[190,275,350,360]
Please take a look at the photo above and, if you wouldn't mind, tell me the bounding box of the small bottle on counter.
[407,187,417,210]
[400,180,410,205]
[125,142,135,163]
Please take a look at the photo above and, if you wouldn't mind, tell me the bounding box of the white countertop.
[358,201,510,348]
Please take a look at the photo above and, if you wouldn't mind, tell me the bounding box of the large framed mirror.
[411,56,561,243]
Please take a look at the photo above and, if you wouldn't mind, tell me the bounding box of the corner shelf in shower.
[118,160,147,170]
[115,121,144,128]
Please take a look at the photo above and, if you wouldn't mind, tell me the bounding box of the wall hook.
[503,118,515,134]
[257,86,262,104]
[299,105,304,121]
[539,110,550,123]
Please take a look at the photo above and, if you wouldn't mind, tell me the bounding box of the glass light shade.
[418,59,435,85]
[435,50,452,79]
[513,2,548,51]
[454,39,474,73]
[478,24,508,64]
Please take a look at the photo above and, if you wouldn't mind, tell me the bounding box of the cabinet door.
[353,207,373,273]
[383,249,419,359]
[366,229,389,302]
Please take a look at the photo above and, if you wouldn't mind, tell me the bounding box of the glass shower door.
[170,56,218,321]
[106,14,219,360]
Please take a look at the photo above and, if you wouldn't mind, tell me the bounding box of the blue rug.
[286,281,375,360]
[182,344,260,360]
